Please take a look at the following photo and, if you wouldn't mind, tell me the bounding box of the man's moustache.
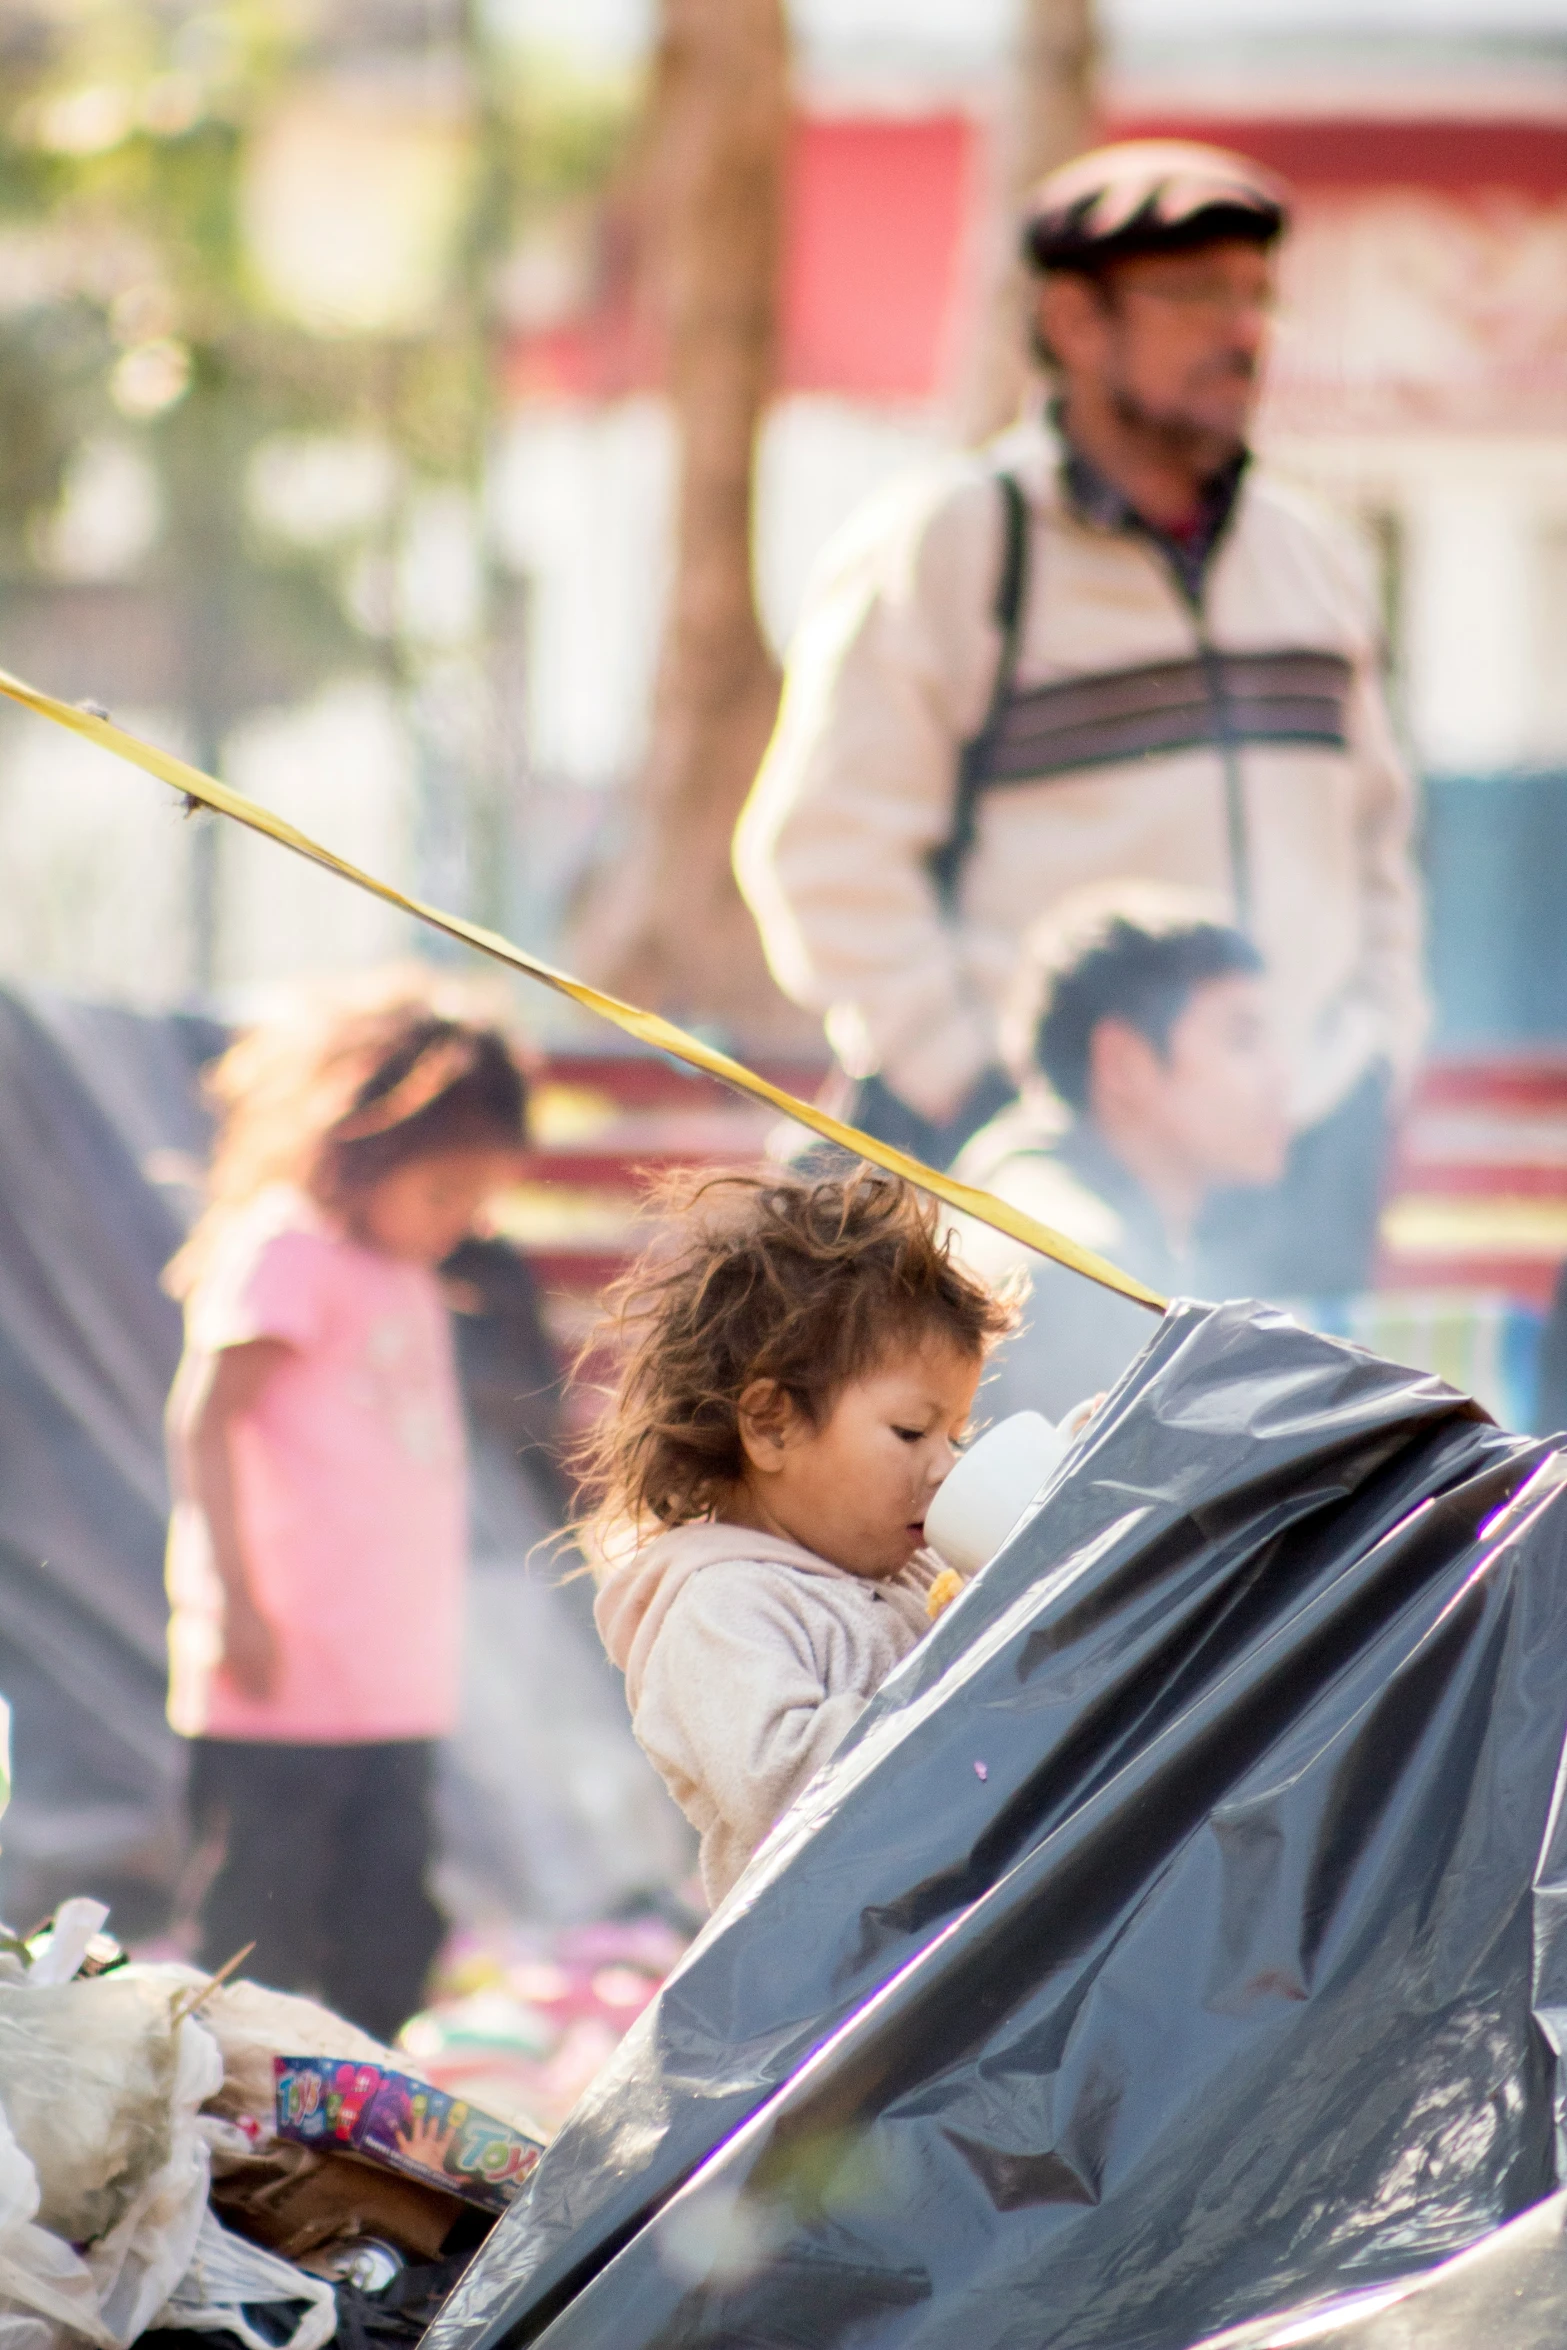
[1198,351,1258,386]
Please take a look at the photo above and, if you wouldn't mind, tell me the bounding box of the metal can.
[327,2239,407,2297]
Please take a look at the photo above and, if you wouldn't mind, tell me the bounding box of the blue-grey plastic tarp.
[425,1298,1567,2350]
[0,986,219,1931]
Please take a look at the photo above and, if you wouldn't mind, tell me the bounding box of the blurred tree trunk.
[571,0,806,1043]
[961,0,1099,443]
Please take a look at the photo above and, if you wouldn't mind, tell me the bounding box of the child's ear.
[736,1378,798,1476]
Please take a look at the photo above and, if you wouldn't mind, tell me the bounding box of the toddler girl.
[584,1169,1014,1909]
[164,980,531,2037]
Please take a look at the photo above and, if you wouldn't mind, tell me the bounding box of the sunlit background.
[0,0,1562,1031]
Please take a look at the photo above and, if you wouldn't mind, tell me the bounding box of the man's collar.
[1052,403,1249,595]
[1055,1115,1148,1206]
[1054,1117,1196,1275]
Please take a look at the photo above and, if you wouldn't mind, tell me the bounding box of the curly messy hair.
[575,1167,1015,1546]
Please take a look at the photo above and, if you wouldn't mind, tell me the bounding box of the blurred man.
[951,888,1290,1421]
[735,140,1425,1293]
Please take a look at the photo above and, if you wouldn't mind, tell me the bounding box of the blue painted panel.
[1423,771,1567,1047]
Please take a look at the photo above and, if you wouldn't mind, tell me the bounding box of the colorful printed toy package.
[274,2057,543,2216]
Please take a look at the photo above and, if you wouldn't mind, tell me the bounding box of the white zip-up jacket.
[735,412,1427,1130]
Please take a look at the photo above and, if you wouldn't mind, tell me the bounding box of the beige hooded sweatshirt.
[594,1522,936,1909]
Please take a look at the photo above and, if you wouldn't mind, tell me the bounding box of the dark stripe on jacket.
[978,647,1353,786]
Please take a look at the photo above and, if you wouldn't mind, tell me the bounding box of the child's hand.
[222,1594,281,1699]
[926,1566,967,1622]
[1063,1392,1106,1439]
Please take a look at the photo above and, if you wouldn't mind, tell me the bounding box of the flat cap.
[1022,139,1289,273]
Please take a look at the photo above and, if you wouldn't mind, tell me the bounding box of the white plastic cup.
[924,1410,1069,1579]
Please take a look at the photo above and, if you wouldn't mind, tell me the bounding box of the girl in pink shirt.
[164,984,530,2037]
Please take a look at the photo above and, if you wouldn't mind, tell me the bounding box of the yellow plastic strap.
[0,665,1165,1313]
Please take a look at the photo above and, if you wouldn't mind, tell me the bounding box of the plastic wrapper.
[22,1899,107,1990]
[153,2205,336,2350]
[399,1917,686,2140]
[202,1981,401,2128]
[426,1300,1567,2350]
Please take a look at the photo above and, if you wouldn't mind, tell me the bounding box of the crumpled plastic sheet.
[424,1299,1567,2350]
[1190,2184,1567,2348]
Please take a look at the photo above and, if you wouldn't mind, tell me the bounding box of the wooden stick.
[171,1940,256,2025]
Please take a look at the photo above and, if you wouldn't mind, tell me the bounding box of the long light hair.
[166,969,532,1296]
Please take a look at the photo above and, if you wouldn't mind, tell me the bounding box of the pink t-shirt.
[166,1189,467,1743]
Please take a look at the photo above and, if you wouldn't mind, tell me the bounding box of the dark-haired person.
[950,888,1288,1422]
[737,139,1424,1291]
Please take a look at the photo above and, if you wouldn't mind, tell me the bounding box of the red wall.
[503,110,1566,407]
[779,116,976,397]
[1107,115,1567,197]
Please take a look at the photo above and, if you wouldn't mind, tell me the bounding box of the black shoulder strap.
[928,471,1030,910]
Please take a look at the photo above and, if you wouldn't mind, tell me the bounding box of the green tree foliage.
[0,2,637,703]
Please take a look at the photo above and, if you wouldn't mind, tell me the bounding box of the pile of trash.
[0,1895,547,2350]
[395,1920,689,2139]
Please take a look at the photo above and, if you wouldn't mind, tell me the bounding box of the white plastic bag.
[0,2100,111,2348]
[0,1972,222,2346]
[81,2008,221,2348]
[0,1975,186,2245]
[155,2207,336,2350]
